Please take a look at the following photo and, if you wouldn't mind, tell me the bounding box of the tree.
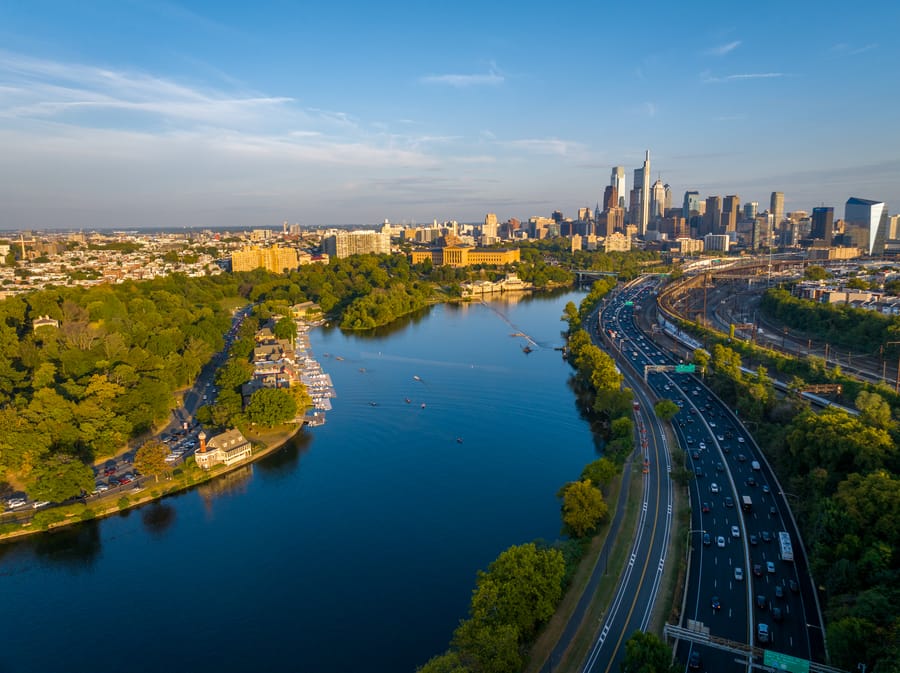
[273,316,297,342]
[692,348,710,374]
[621,631,679,673]
[134,440,170,482]
[558,479,608,537]
[245,387,298,427]
[805,265,829,281]
[27,453,94,502]
[581,457,618,488]
[654,399,680,421]
[416,650,471,673]
[856,390,893,430]
[452,620,521,673]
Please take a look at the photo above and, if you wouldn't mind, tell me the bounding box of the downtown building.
[844,198,889,255]
[231,245,299,273]
[322,230,391,258]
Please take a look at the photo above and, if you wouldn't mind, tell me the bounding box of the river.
[0,290,603,673]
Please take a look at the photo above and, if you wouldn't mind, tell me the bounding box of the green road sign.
[674,364,696,373]
[624,301,634,306]
[763,650,810,673]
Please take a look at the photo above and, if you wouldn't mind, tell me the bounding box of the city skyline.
[1,1,898,230]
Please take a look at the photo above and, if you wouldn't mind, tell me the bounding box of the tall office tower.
[811,207,834,245]
[603,185,618,211]
[629,186,642,225]
[664,184,672,212]
[845,197,888,255]
[650,179,666,221]
[611,166,626,209]
[703,196,721,236]
[888,214,900,241]
[744,202,759,220]
[683,190,701,219]
[722,195,741,233]
[639,151,651,235]
[482,213,498,242]
[770,192,785,226]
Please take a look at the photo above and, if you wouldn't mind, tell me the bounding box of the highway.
[595,277,826,672]
[578,283,675,673]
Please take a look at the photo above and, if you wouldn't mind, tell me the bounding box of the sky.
[1,0,899,230]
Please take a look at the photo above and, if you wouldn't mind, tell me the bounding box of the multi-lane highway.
[594,278,825,672]
[577,287,675,673]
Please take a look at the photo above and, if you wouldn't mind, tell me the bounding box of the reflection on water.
[254,432,311,480]
[32,521,102,570]
[196,465,253,515]
[141,503,176,537]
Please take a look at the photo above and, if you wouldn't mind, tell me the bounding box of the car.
[695,468,704,478]
[774,584,784,599]
[754,564,763,577]
[692,450,700,460]
[103,466,116,476]
[750,534,758,546]
[763,485,770,494]
[701,501,710,513]
[746,476,757,487]
[737,453,747,462]
[767,561,776,574]
[722,445,731,453]
[710,482,720,494]
[761,530,772,543]
[738,436,745,443]
[717,434,725,441]
[789,579,799,593]
[7,497,27,509]
[108,477,121,486]
[731,525,740,538]
[769,506,777,517]
[703,532,711,546]
[119,476,132,485]
[123,473,134,481]
[716,462,724,472]
[756,594,767,609]
[688,651,702,670]
[711,595,721,611]
[734,566,744,581]
[757,622,769,643]
[772,606,783,622]
[699,442,706,450]
[717,536,726,548]
[724,496,734,508]
[709,421,716,428]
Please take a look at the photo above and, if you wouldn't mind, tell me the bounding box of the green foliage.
[621,631,679,673]
[32,509,66,531]
[562,301,579,332]
[273,316,298,341]
[654,399,680,421]
[452,621,521,673]
[117,496,130,510]
[134,440,170,481]
[558,479,609,537]
[245,387,298,427]
[804,265,829,281]
[415,651,471,673]
[27,453,94,502]
[580,457,618,487]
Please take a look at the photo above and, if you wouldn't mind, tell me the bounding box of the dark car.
[711,595,721,611]
[769,506,777,517]
[756,594,767,609]
[695,468,703,478]
[754,564,763,577]
[716,462,724,472]
[108,477,121,487]
[703,532,711,546]
[746,476,757,487]
[737,453,747,462]
[750,534,758,546]
[724,496,734,508]
[772,606,784,622]
[692,450,700,460]
[104,466,116,476]
[774,584,784,599]
[761,530,772,543]
[701,502,710,513]
[789,579,799,593]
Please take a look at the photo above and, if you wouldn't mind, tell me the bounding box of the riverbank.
[0,422,304,543]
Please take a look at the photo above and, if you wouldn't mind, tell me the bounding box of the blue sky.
[1,0,898,230]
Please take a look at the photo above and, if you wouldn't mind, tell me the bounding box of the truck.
[741,495,753,512]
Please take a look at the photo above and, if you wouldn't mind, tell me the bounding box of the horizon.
[1,1,898,230]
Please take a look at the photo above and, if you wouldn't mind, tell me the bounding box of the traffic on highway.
[597,278,825,672]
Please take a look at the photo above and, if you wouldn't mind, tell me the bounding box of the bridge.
[574,269,618,284]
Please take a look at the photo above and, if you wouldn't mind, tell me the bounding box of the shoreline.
[0,422,304,544]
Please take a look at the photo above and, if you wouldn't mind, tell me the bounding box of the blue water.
[0,291,600,673]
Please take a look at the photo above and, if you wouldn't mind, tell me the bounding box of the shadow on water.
[254,431,312,481]
[141,502,176,538]
[30,520,102,570]
[567,375,608,455]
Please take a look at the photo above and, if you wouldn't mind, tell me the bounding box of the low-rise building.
[194,429,253,469]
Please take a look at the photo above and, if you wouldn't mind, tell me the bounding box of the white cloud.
[701,70,787,84]
[419,66,504,87]
[707,40,741,56]
[501,138,585,157]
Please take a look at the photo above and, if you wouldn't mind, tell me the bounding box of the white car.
[716,536,726,548]
[710,483,720,494]
[699,442,706,450]
[734,567,744,581]
[738,436,745,443]
[731,525,740,538]
[32,501,50,509]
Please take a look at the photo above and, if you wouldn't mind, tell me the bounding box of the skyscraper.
[639,151,651,235]
[811,207,834,245]
[610,166,626,210]
[603,185,618,211]
[770,192,784,225]
[703,196,721,236]
[683,190,701,219]
[722,195,741,233]
[845,198,888,255]
[744,202,759,220]
[650,179,666,222]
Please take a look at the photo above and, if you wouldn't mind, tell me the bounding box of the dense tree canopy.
[134,440,170,482]
[558,479,609,537]
[27,453,94,502]
[245,387,298,427]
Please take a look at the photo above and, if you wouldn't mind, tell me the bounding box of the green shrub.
[117,496,130,510]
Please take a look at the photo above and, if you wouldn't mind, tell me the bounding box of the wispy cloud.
[831,42,878,55]
[701,70,787,84]
[501,138,585,157]
[707,40,741,56]
[419,65,504,87]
